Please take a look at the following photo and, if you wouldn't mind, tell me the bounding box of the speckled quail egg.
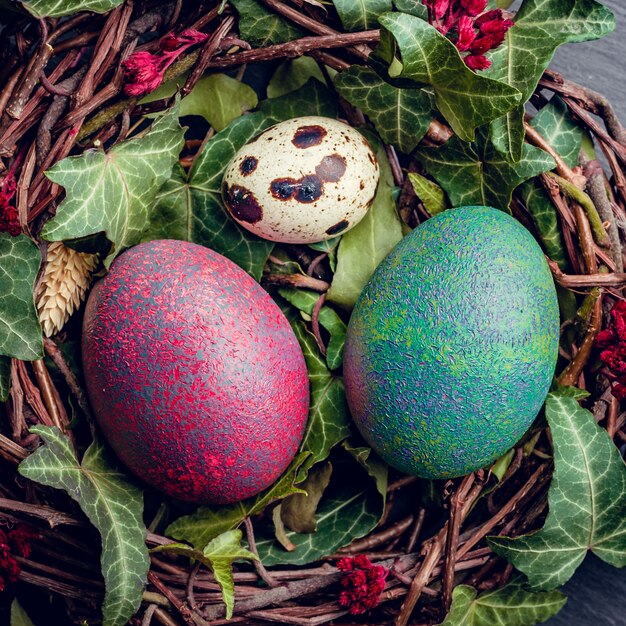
[221,116,380,244]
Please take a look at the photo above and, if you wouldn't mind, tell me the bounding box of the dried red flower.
[0,524,37,592]
[421,0,514,71]
[336,555,388,615]
[123,28,209,97]
[8,525,38,559]
[596,300,626,400]
[0,175,20,237]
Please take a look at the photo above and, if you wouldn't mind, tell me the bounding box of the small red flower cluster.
[0,174,19,237]
[422,0,515,70]
[122,29,209,97]
[0,525,37,592]
[596,300,626,399]
[336,554,388,615]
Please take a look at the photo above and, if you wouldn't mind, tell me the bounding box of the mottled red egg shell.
[82,240,309,504]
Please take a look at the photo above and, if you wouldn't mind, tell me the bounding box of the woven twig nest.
[0,1,625,626]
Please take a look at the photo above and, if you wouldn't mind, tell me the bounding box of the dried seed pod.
[36,242,98,337]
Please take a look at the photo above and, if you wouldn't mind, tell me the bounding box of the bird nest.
[0,1,625,626]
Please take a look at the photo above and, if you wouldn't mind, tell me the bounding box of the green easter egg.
[343,206,560,479]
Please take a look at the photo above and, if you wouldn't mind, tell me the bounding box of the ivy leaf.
[438,579,566,626]
[393,0,428,19]
[0,356,10,402]
[0,234,43,361]
[517,98,584,268]
[283,304,351,476]
[278,288,347,370]
[327,135,403,309]
[42,106,184,266]
[334,65,435,154]
[408,171,448,216]
[165,453,309,549]
[376,12,521,142]
[141,74,258,131]
[19,426,149,626]
[415,130,555,210]
[342,440,388,498]
[255,451,386,566]
[281,461,333,533]
[147,113,274,280]
[489,391,626,590]
[231,0,304,46]
[267,57,331,98]
[10,599,36,626]
[260,78,337,122]
[486,0,615,161]
[20,0,122,18]
[152,531,257,620]
[332,0,392,30]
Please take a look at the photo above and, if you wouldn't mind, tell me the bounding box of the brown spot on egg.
[359,180,365,190]
[240,156,258,176]
[368,152,377,166]
[292,125,327,148]
[315,154,347,183]
[270,178,297,200]
[294,175,323,203]
[222,183,263,224]
[326,220,350,236]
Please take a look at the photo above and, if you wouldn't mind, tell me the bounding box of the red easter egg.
[82,240,309,504]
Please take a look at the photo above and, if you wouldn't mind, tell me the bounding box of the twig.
[263,273,330,292]
[441,487,463,613]
[244,517,279,588]
[311,293,327,356]
[338,515,414,554]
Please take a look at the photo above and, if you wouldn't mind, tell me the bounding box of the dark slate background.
[539,0,626,623]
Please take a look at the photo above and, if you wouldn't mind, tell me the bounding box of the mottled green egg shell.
[344,206,559,479]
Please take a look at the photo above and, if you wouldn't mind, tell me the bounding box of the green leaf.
[438,579,566,626]
[230,0,304,46]
[153,530,257,620]
[342,440,388,498]
[20,0,122,18]
[281,461,333,533]
[284,305,351,474]
[0,234,43,361]
[408,171,448,215]
[141,74,258,131]
[332,0,392,30]
[393,0,428,19]
[19,426,149,626]
[278,288,347,370]
[489,391,626,590]
[327,136,404,309]
[491,448,515,482]
[486,0,615,160]
[11,599,36,626]
[260,78,337,122]
[165,452,309,549]
[376,12,521,142]
[267,57,331,99]
[42,106,184,266]
[0,356,10,402]
[334,66,435,154]
[415,129,555,210]
[254,452,385,565]
[164,112,275,280]
[531,98,584,169]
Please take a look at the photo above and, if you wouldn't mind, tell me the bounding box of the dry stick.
[186,562,202,613]
[142,604,159,626]
[15,360,53,426]
[524,122,586,188]
[546,172,609,249]
[244,517,279,588]
[441,487,464,613]
[0,497,81,526]
[584,157,623,272]
[30,360,66,433]
[607,396,619,439]
[395,474,480,626]
[549,263,626,288]
[339,515,414,554]
[259,0,372,62]
[9,359,26,440]
[572,200,599,274]
[148,570,209,626]
[406,507,426,553]
[559,289,603,387]
[0,434,28,464]
[541,69,626,146]
[263,273,330,292]
[311,293,327,356]
[43,338,95,423]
